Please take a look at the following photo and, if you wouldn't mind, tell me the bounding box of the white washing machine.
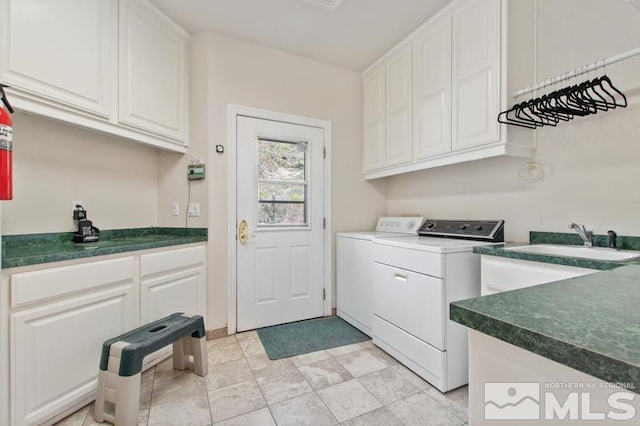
[336,217,424,336]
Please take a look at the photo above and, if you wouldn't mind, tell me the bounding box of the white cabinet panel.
[363,66,386,172]
[385,44,413,166]
[452,0,500,150]
[119,0,189,142]
[413,18,452,159]
[141,268,205,324]
[140,245,206,324]
[11,257,134,307]
[140,245,205,278]
[10,284,135,426]
[1,0,117,117]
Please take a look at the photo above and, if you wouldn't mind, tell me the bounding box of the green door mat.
[256,316,371,360]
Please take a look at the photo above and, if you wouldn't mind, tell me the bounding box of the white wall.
[156,32,387,330]
[3,113,159,234]
[386,0,640,242]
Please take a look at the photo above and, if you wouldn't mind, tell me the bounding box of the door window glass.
[257,139,308,226]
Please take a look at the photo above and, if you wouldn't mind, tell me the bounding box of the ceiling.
[148,0,453,71]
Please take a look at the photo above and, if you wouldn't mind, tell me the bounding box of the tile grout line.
[245,335,277,425]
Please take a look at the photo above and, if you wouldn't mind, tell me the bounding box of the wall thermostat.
[188,163,206,180]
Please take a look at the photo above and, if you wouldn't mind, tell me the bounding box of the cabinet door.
[0,0,117,118]
[385,44,413,166]
[452,0,500,150]
[363,65,386,172]
[10,284,135,426]
[140,245,206,323]
[413,17,452,160]
[119,0,189,143]
[141,267,205,324]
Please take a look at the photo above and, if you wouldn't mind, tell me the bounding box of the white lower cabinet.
[1,243,206,426]
[140,245,206,324]
[11,282,136,426]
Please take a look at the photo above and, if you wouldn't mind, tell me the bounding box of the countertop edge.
[2,236,207,269]
[473,245,625,271]
[450,302,640,391]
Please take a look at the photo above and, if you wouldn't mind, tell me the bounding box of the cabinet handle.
[393,272,408,282]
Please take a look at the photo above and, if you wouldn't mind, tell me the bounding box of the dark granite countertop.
[451,265,640,391]
[452,231,640,391]
[2,227,207,269]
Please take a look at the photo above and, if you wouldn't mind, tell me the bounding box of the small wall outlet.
[171,202,180,216]
[187,203,200,217]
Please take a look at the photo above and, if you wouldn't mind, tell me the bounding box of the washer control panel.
[375,217,425,234]
[418,219,505,242]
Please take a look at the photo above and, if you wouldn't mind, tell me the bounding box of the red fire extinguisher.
[0,83,14,200]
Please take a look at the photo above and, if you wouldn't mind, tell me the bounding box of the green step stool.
[94,313,208,425]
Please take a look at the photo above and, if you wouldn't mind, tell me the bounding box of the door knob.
[238,220,254,245]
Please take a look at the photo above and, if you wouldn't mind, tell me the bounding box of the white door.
[236,116,325,331]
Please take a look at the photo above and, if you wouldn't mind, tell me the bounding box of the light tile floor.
[56,331,469,426]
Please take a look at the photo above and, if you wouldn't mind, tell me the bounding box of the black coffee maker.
[73,205,100,243]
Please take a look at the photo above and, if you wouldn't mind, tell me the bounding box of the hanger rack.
[513,46,640,98]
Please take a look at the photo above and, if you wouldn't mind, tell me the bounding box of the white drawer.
[372,315,446,391]
[373,262,445,350]
[373,243,443,277]
[11,257,135,307]
[140,245,205,278]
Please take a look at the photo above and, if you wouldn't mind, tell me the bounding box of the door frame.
[227,104,332,334]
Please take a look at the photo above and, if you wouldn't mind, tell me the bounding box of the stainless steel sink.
[504,244,640,261]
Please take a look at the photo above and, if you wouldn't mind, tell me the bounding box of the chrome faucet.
[569,223,593,247]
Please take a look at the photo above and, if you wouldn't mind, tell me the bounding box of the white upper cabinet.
[362,43,412,172]
[452,0,500,150]
[363,65,386,172]
[362,0,535,180]
[119,0,188,143]
[385,44,413,167]
[0,0,117,118]
[0,0,189,152]
[413,17,452,160]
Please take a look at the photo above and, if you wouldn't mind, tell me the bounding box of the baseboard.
[206,327,228,340]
